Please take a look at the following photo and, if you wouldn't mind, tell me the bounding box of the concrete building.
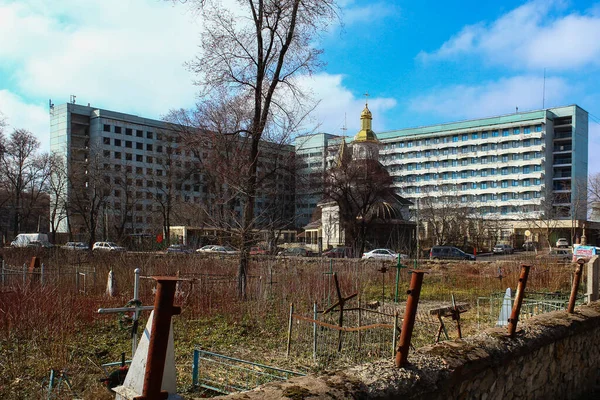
[49,102,295,241]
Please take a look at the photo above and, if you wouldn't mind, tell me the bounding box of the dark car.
[523,241,539,251]
[430,246,476,261]
[277,247,309,257]
[493,244,514,255]
[322,247,353,258]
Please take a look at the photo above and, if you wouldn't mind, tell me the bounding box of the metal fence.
[191,349,305,395]
[0,260,96,293]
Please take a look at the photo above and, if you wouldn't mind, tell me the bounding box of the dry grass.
[0,249,581,399]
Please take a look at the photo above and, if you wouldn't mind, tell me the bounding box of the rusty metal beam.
[134,277,181,400]
[567,260,585,313]
[395,270,425,368]
[507,265,531,338]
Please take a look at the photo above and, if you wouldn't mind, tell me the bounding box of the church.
[303,104,415,256]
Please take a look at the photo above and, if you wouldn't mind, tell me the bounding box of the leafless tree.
[48,153,70,242]
[324,158,399,257]
[0,129,51,236]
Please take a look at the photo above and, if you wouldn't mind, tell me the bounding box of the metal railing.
[191,349,305,395]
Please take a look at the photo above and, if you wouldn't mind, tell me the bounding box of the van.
[11,233,51,248]
[430,246,476,261]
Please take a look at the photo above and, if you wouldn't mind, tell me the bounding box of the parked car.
[11,233,51,248]
[362,248,405,261]
[493,244,514,255]
[196,245,216,253]
[166,244,192,254]
[209,245,239,255]
[277,247,309,257]
[27,240,54,249]
[63,242,89,251]
[537,248,572,262]
[322,247,353,258]
[523,241,539,251]
[430,246,476,261]
[556,238,569,248]
[92,242,126,252]
[250,246,268,256]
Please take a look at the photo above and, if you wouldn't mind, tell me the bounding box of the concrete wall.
[216,301,600,400]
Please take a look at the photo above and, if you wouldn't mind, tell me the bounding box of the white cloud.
[0,90,49,148]
[419,0,600,70]
[341,2,399,26]
[296,73,397,136]
[409,75,569,120]
[0,0,201,121]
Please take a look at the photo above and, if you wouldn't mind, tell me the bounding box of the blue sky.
[1,0,599,172]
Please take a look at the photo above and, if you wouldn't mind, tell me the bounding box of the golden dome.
[354,104,378,143]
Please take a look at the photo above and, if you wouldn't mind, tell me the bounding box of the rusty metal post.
[507,264,531,338]
[567,260,585,313]
[395,270,425,368]
[134,277,181,400]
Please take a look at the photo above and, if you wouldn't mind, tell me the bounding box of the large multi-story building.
[50,102,295,241]
[295,105,589,245]
[379,105,588,221]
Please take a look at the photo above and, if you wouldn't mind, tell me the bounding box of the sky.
[1,0,599,172]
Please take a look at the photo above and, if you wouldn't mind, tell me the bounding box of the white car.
[556,238,569,248]
[64,242,89,251]
[92,241,126,252]
[196,245,216,253]
[362,248,405,261]
[208,245,239,255]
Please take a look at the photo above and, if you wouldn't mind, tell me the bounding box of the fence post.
[1,259,4,285]
[286,303,294,358]
[75,266,79,293]
[392,312,399,356]
[313,302,317,362]
[568,260,584,313]
[395,270,425,368]
[587,256,599,303]
[507,264,531,338]
[192,349,199,387]
[40,263,45,286]
[22,263,26,286]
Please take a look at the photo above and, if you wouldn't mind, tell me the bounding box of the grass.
[0,249,583,399]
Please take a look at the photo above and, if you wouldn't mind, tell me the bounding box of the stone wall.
[215,302,600,399]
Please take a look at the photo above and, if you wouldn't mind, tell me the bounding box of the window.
[103,124,111,132]
[157,145,163,153]
[502,142,509,149]
[126,128,133,135]
[136,167,143,174]
[481,144,488,151]
[147,156,153,163]
[136,142,143,150]
[534,138,542,145]
[534,165,541,172]
[115,126,122,134]
[524,127,531,134]
[502,155,508,162]
[103,150,110,157]
[501,167,508,175]
[136,130,143,137]
[492,130,499,137]
[482,131,488,139]
[461,171,468,178]
[461,159,468,166]
[523,153,530,160]
[114,151,121,159]
[452,148,458,154]
[502,181,508,188]
[512,166,519,173]
[407,141,413,148]
[453,135,458,142]
[114,139,121,146]
[481,182,487,189]
[523,139,531,147]
[472,133,478,139]
[452,172,457,179]
[147,144,153,151]
[512,141,519,148]
[481,169,488,177]
[125,141,132,148]
[103,137,110,145]
[462,147,469,154]
[425,139,431,145]
[512,180,519,187]
[136,154,143,162]
[471,182,477,189]
[452,160,458,167]
[126,153,132,161]
[535,125,542,132]
[462,183,468,190]
[523,166,530,174]
[502,129,509,137]
[513,128,520,135]
[462,134,468,141]
[502,193,509,201]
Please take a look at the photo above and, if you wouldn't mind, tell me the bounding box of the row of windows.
[103,137,161,152]
[383,140,543,159]
[399,176,543,186]
[385,125,543,149]
[401,164,543,176]
[103,124,160,140]
[404,188,542,201]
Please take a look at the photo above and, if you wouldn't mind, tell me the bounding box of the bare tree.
[0,129,51,236]
[170,0,336,298]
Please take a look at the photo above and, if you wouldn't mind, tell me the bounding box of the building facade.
[50,102,295,240]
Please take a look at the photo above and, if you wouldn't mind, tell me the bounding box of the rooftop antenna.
[341,113,347,136]
[516,106,519,113]
[542,68,546,109]
[48,99,54,109]
[70,95,76,104]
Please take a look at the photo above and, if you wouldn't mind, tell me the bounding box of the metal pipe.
[136,276,181,400]
[567,260,585,313]
[286,303,294,358]
[313,302,317,361]
[395,270,425,368]
[392,312,399,356]
[507,264,531,338]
